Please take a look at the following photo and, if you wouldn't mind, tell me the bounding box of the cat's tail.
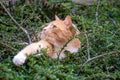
[13,40,53,66]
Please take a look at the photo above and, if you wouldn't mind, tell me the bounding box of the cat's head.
[41,15,79,48]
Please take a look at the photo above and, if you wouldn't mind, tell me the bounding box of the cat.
[13,15,81,66]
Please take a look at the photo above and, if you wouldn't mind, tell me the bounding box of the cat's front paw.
[13,53,27,66]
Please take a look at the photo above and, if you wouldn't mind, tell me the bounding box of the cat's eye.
[53,25,57,28]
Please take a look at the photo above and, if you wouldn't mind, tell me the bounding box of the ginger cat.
[13,15,81,66]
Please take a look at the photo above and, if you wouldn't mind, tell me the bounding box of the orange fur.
[13,15,81,66]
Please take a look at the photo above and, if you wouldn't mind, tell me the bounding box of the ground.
[0,0,120,80]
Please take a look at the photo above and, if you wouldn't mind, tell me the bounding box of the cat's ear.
[64,15,72,27]
[55,15,60,20]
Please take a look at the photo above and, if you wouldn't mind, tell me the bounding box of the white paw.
[13,53,27,66]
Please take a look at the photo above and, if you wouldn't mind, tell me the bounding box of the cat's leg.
[13,40,53,66]
[50,38,81,59]
[51,51,66,59]
[65,38,81,53]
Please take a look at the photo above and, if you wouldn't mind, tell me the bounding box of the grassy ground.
[0,0,120,80]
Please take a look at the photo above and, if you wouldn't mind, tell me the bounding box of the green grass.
[0,0,120,80]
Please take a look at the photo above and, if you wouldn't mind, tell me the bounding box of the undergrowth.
[0,0,120,80]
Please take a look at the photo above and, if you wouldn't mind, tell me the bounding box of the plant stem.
[0,1,32,44]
